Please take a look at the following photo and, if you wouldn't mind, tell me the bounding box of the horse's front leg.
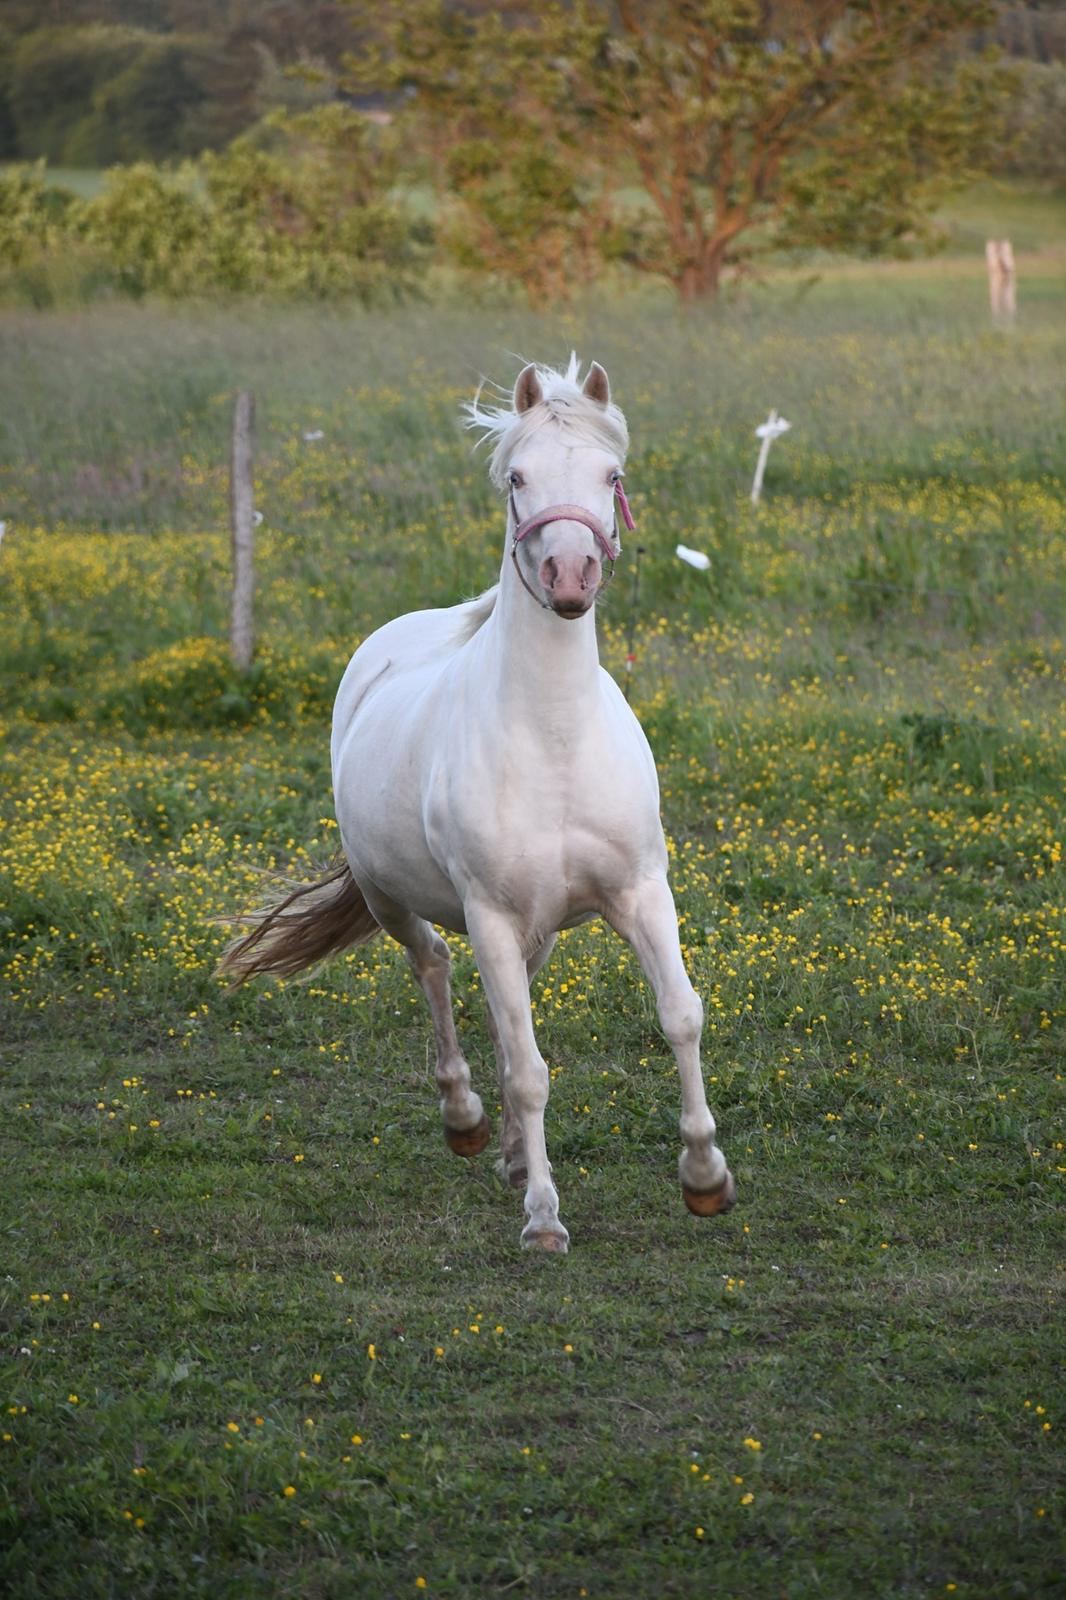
[466,906,568,1253]
[609,877,735,1216]
[486,936,556,1190]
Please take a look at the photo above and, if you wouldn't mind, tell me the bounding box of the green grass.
[1,271,1064,535]
[1,276,1063,1598]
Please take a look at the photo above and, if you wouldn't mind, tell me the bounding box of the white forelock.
[464,353,629,489]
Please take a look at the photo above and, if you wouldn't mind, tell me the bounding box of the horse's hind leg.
[362,892,488,1154]
[609,878,734,1216]
[486,936,556,1189]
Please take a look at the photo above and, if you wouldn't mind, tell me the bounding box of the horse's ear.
[514,364,543,414]
[582,361,610,407]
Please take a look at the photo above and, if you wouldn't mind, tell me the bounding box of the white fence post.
[751,410,791,506]
[986,239,1016,326]
[229,390,256,671]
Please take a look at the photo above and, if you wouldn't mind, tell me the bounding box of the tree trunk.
[676,251,724,303]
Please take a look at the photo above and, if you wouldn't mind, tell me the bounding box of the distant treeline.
[0,1,359,165]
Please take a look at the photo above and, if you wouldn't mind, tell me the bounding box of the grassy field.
[0,268,1063,1598]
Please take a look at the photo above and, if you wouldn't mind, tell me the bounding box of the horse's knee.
[504,1056,549,1119]
[659,985,703,1049]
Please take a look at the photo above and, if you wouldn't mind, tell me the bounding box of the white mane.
[453,583,499,642]
[464,353,630,489]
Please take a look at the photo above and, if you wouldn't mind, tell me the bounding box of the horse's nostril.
[539,556,559,591]
[538,552,600,603]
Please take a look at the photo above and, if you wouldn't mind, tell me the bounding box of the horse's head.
[468,357,632,620]
[507,362,624,618]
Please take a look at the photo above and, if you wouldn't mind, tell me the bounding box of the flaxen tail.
[217,858,380,986]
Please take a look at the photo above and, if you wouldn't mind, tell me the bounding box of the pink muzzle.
[510,480,636,612]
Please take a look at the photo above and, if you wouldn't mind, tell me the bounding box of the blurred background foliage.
[0,1,1063,306]
[0,1,353,164]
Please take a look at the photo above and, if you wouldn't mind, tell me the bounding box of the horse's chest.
[440,740,659,921]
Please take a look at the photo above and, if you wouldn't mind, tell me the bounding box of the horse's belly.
[336,783,467,932]
[340,827,468,933]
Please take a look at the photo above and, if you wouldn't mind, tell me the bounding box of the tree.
[344,1,1013,301]
[6,25,240,164]
[341,4,608,303]
[993,57,1066,180]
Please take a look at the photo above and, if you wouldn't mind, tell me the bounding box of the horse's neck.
[477,556,602,725]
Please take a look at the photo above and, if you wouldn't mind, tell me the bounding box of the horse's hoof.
[521,1228,569,1254]
[683,1171,737,1217]
[444,1115,491,1157]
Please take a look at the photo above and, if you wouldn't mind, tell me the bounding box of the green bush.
[93,637,338,734]
[76,162,207,297]
[195,117,427,297]
[0,161,95,303]
[5,108,432,304]
[0,161,65,265]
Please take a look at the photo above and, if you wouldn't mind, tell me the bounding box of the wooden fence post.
[986,239,1016,325]
[229,390,256,671]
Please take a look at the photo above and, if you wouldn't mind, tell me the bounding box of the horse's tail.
[216,858,380,986]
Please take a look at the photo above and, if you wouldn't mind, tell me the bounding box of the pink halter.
[509,479,636,610]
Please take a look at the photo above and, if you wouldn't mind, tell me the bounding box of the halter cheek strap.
[509,480,635,611]
[615,478,636,532]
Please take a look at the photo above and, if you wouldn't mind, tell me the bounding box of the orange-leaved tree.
[343,0,1012,301]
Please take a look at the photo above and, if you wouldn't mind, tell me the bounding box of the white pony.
[221,357,734,1251]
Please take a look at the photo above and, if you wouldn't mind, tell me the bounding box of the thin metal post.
[230,390,256,671]
[623,544,646,703]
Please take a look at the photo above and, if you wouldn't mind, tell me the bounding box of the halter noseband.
[509,479,637,611]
